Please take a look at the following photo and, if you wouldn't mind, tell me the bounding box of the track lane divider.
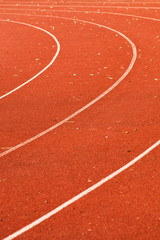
[0,19,60,100]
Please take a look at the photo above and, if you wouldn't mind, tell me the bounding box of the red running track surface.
[0,1,160,239]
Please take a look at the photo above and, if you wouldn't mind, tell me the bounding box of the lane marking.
[2,2,160,6]
[34,8,160,23]
[0,19,60,100]
[1,5,160,18]
[0,1,160,3]
[4,8,160,24]
[0,15,137,159]
[3,139,160,240]
[1,4,160,9]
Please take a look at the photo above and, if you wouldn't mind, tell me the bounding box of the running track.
[0,1,160,239]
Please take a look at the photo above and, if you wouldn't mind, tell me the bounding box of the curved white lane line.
[0,19,60,100]
[3,139,160,240]
[1,1,160,4]
[1,5,160,19]
[0,15,137,159]
[1,5,160,9]
[39,8,160,23]
[5,8,160,23]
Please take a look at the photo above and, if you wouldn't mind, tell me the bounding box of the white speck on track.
[0,19,60,100]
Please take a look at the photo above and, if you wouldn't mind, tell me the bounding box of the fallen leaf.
[1,147,13,150]
[66,121,75,123]
[125,131,130,134]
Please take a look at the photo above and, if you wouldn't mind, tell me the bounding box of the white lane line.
[2,2,160,5]
[0,1,140,3]
[3,139,160,240]
[37,8,160,23]
[6,8,160,23]
[0,15,137,159]
[1,6,160,17]
[0,19,60,100]
[1,4,160,9]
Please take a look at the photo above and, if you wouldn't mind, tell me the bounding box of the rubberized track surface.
[0,1,160,239]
